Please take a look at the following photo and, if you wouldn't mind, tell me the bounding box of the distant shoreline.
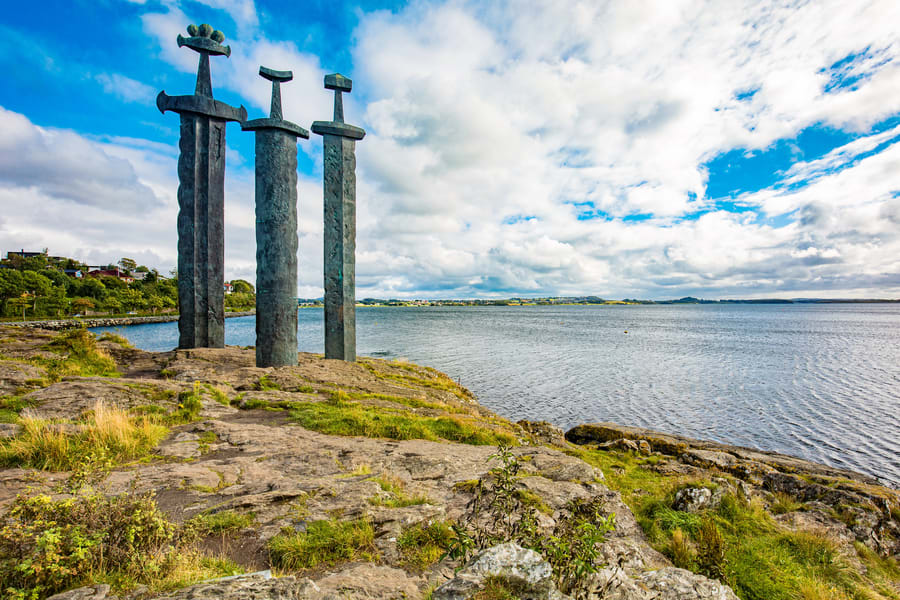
[3,311,255,330]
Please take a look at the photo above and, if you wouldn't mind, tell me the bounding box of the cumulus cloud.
[346,0,900,298]
[5,0,899,299]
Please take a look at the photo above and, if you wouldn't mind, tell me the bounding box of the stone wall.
[2,311,255,331]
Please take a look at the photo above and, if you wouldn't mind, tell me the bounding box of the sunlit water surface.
[94,304,900,486]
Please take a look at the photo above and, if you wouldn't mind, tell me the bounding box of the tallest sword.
[157,24,247,349]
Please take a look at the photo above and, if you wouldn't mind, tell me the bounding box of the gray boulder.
[433,543,571,600]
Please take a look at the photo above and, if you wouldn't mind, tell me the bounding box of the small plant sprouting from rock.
[448,445,615,597]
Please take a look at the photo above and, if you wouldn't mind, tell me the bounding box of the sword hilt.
[324,73,352,123]
[259,67,293,120]
[176,24,230,97]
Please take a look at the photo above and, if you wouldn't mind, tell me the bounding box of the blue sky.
[1,0,899,299]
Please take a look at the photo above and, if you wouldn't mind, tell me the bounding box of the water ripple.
[93,304,900,487]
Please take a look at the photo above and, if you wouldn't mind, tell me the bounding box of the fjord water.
[94,304,900,487]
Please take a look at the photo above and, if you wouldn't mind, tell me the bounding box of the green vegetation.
[450,446,616,597]
[0,394,35,424]
[571,446,900,600]
[0,254,178,320]
[0,488,242,599]
[287,390,516,446]
[97,332,132,347]
[368,474,431,508]
[256,374,280,391]
[37,328,120,381]
[169,383,203,424]
[397,520,456,569]
[0,402,167,471]
[361,362,471,401]
[186,510,254,535]
[268,518,376,570]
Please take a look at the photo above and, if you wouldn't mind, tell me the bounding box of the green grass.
[570,446,900,600]
[97,332,132,347]
[256,374,280,391]
[288,395,516,446]
[397,520,456,569]
[187,510,254,535]
[360,362,471,401]
[0,402,168,471]
[169,384,203,423]
[268,518,376,570]
[770,491,804,515]
[0,394,35,424]
[36,328,120,381]
[367,474,431,508]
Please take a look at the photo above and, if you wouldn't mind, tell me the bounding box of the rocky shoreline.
[0,326,896,600]
[1,311,255,331]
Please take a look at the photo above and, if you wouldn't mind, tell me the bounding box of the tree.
[75,278,107,301]
[119,258,137,273]
[230,279,254,295]
[145,295,163,314]
[102,297,122,315]
[71,297,95,315]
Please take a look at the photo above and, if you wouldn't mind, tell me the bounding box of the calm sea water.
[93,304,900,487]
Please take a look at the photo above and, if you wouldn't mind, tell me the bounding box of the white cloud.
[6,0,899,300]
[94,73,156,103]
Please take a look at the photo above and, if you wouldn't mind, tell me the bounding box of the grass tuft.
[186,510,254,535]
[397,520,456,569]
[268,518,376,570]
[0,401,167,470]
[38,328,120,380]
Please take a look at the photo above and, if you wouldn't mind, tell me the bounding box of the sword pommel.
[259,66,293,83]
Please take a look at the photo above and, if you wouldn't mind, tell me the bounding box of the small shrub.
[0,490,175,599]
[397,520,456,569]
[449,445,615,597]
[268,518,376,570]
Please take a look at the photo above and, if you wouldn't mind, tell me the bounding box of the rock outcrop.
[2,326,897,599]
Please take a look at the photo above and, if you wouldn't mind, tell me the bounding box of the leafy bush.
[0,491,175,599]
[449,445,615,598]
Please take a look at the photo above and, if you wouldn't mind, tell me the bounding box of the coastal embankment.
[0,325,896,600]
[1,310,255,331]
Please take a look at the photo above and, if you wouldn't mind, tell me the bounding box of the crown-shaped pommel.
[178,24,230,57]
